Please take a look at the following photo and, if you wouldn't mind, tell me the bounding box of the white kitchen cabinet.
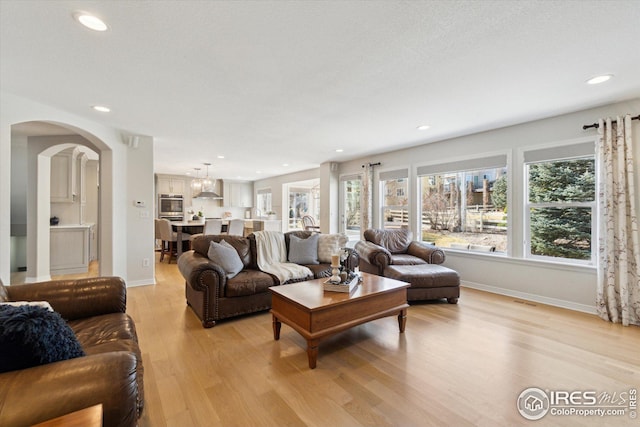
[223,180,253,207]
[50,224,92,274]
[51,147,79,203]
[156,175,186,195]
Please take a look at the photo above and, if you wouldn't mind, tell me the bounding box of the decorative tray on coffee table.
[323,274,361,293]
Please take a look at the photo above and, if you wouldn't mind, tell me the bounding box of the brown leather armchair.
[355,228,445,275]
[355,228,460,303]
[0,277,143,427]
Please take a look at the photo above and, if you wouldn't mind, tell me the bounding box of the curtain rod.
[582,114,640,130]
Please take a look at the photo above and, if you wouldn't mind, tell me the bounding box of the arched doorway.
[10,121,112,283]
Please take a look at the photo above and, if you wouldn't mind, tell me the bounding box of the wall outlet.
[142,258,150,267]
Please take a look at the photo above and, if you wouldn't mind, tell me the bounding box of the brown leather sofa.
[355,228,460,303]
[0,277,144,427]
[178,231,358,328]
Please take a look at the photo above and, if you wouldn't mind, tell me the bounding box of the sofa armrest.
[355,240,392,269]
[0,352,139,427]
[177,250,227,294]
[5,277,126,320]
[407,241,446,264]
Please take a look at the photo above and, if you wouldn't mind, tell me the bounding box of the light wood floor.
[130,255,639,426]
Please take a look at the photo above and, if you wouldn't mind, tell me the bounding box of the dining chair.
[189,219,223,248]
[204,219,223,235]
[154,218,162,252]
[301,215,320,232]
[227,219,245,236]
[158,218,190,263]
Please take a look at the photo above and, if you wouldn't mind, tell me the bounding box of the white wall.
[253,168,320,221]
[126,137,156,286]
[0,92,155,286]
[338,98,640,313]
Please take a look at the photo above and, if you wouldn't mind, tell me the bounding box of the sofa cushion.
[391,254,428,266]
[364,228,413,254]
[208,240,244,279]
[0,304,85,373]
[288,233,319,265]
[225,270,276,298]
[317,234,348,263]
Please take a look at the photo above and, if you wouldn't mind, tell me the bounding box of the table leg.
[272,314,281,340]
[176,225,183,257]
[307,339,319,369]
[398,308,407,333]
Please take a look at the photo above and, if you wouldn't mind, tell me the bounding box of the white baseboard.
[461,280,597,315]
[126,279,156,287]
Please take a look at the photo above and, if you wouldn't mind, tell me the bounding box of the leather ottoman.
[383,264,460,304]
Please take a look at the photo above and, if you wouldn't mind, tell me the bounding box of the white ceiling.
[2,0,639,180]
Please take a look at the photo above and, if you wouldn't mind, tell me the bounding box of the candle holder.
[330,261,341,284]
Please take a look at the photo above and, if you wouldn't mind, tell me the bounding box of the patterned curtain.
[596,115,640,326]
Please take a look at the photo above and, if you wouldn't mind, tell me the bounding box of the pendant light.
[190,167,202,197]
[193,162,222,199]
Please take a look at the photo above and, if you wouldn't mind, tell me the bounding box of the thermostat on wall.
[134,200,145,208]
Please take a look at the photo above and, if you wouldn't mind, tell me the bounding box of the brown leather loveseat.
[178,231,358,328]
[0,277,144,427]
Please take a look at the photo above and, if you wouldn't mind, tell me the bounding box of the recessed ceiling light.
[217,155,225,159]
[586,74,613,85]
[256,171,262,174]
[417,125,430,131]
[74,12,108,31]
[336,149,344,153]
[283,163,289,167]
[92,105,110,113]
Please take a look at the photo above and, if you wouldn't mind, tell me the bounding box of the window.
[417,155,508,253]
[524,143,595,263]
[256,188,272,216]
[380,169,408,230]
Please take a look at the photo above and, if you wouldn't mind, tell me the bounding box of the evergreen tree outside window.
[525,156,595,263]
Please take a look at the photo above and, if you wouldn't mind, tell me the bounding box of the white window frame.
[522,141,596,265]
[379,168,409,230]
[416,152,510,255]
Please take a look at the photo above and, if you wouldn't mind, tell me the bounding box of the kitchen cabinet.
[156,175,186,195]
[223,180,253,208]
[51,147,79,203]
[50,224,93,274]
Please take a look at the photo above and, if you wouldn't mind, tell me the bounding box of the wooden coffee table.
[269,272,409,369]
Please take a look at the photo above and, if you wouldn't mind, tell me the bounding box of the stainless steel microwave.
[158,194,184,218]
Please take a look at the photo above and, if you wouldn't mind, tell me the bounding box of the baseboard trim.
[127,279,156,287]
[461,280,597,315]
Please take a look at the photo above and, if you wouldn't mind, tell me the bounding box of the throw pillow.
[0,304,85,373]
[288,234,319,265]
[207,239,244,279]
[317,234,348,263]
